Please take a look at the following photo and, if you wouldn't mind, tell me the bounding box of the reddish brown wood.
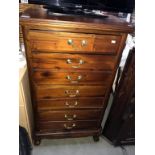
[20,6,134,34]
[36,120,100,132]
[31,53,117,71]
[20,5,134,145]
[27,30,121,54]
[35,85,106,99]
[36,97,105,110]
[27,30,94,53]
[37,109,102,121]
[32,70,112,85]
[34,85,107,99]
[94,34,121,53]
[36,128,101,139]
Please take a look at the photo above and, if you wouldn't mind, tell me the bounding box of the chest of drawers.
[20,6,133,145]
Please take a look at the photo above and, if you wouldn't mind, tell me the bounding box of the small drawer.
[37,109,102,121]
[28,30,121,54]
[36,120,100,132]
[94,35,121,53]
[32,70,112,85]
[36,97,104,110]
[28,30,94,53]
[34,85,107,99]
[31,53,117,71]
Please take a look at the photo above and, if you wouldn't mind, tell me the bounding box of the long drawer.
[27,30,121,54]
[34,85,107,99]
[36,120,100,132]
[36,97,104,110]
[37,109,102,121]
[32,70,112,85]
[31,53,117,71]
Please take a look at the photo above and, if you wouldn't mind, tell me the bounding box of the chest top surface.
[20,6,134,33]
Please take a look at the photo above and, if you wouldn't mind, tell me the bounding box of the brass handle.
[79,59,84,65]
[65,90,79,97]
[111,40,116,44]
[71,60,84,68]
[66,59,72,64]
[66,59,84,69]
[64,123,76,130]
[65,101,78,108]
[64,114,77,120]
[67,39,73,45]
[66,59,84,66]
[66,75,82,83]
[81,40,87,46]
[78,75,82,80]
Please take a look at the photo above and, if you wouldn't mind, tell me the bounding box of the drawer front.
[36,120,100,132]
[34,85,107,99]
[28,30,121,54]
[28,31,94,52]
[37,109,102,121]
[94,35,121,53]
[37,98,104,110]
[32,70,112,85]
[31,53,116,71]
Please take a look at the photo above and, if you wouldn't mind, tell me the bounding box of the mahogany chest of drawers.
[20,6,133,145]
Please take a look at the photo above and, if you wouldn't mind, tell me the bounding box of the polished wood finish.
[37,109,102,121]
[28,30,94,53]
[93,35,121,53]
[103,48,135,146]
[27,30,121,54]
[20,6,133,33]
[20,5,133,144]
[36,97,105,110]
[32,70,112,85]
[36,128,101,139]
[34,85,107,99]
[36,120,100,132]
[31,53,117,71]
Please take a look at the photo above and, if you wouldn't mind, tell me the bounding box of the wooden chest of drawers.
[20,6,133,145]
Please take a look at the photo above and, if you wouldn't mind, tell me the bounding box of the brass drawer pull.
[81,40,87,46]
[64,123,76,130]
[64,114,77,120]
[66,75,82,83]
[66,59,85,68]
[65,101,78,108]
[79,59,84,65]
[67,39,73,45]
[111,40,116,44]
[65,90,79,97]
[66,59,72,64]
